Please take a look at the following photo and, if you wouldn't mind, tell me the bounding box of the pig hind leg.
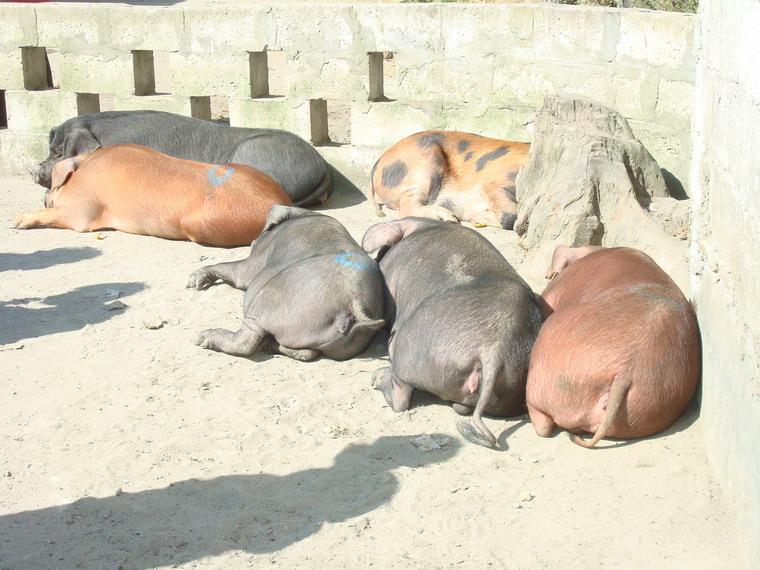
[195,320,266,357]
[528,405,557,437]
[187,259,254,291]
[267,339,321,362]
[452,403,473,416]
[391,148,458,223]
[371,366,414,412]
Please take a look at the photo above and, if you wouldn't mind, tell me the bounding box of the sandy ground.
[0,173,750,569]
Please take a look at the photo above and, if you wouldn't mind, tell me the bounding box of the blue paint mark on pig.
[207,165,236,187]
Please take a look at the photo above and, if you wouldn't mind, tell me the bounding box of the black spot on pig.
[382,160,408,189]
[476,146,509,172]
[417,133,445,149]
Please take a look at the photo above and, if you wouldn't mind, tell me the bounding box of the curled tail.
[456,357,500,449]
[572,374,632,449]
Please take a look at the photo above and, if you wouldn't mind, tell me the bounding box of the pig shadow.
[0,281,145,345]
[0,435,460,570]
[0,247,100,272]
[319,166,367,210]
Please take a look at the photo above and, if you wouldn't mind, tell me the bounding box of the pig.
[526,246,700,448]
[188,205,385,361]
[369,130,530,229]
[362,218,544,448]
[13,144,292,247]
[33,110,333,206]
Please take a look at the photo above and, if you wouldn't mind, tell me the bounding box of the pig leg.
[371,367,414,412]
[452,403,473,416]
[187,260,252,291]
[267,339,321,362]
[12,207,94,232]
[195,320,265,356]
[527,405,556,437]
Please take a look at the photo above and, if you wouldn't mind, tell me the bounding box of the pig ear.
[62,128,100,157]
[361,221,405,254]
[262,205,311,233]
[51,157,79,190]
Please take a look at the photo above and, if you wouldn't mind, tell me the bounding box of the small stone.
[200,255,208,261]
[142,316,166,330]
[5,471,11,478]
[410,434,452,451]
[0,342,24,352]
[115,487,123,496]
[103,300,127,311]
[519,492,535,502]
[105,289,121,300]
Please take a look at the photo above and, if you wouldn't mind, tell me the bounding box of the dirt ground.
[0,173,750,569]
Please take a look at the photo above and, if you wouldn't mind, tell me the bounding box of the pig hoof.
[452,403,472,416]
[187,269,215,290]
[193,330,216,349]
[457,420,497,449]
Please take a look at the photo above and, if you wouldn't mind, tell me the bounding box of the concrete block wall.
[0,2,695,194]
[689,0,760,564]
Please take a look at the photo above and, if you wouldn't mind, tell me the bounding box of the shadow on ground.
[0,247,100,272]
[0,435,460,570]
[0,281,145,345]
[320,166,367,210]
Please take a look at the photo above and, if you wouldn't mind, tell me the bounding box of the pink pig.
[527,246,700,448]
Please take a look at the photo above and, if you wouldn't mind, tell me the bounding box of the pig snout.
[31,161,54,189]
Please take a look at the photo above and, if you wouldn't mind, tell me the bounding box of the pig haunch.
[527,247,700,448]
[364,218,543,448]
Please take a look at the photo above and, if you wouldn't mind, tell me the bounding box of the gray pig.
[362,218,543,448]
[188,205,385,361]
[33,111,333,206]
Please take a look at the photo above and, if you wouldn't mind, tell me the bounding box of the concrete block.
[228,97,312,140]
[57,51,135,95]
[355,5,443,52]
[0,50,25,91]
[656,78,695,123]
[104,6,184,52]
[0,4,38,49]
[169,52,250,97]
[443,104,535,143]
[441,5,533,55]
[617,11,696,70]
[112,94,211,120]
[350,101,445,148]
[36,4,105,52]
[393,52,494,104]
[531,5,609,63]
[609,69,660,122]
[0,130,49,175]
[271,5,358,52]
[285,52,367,100]
[629,119,689,189]
[5,90,99,134]
[182,5,273,53]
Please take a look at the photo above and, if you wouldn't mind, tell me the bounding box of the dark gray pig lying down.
[188,205,385,361]
[362,218,543,448]
[33,111,333,206]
